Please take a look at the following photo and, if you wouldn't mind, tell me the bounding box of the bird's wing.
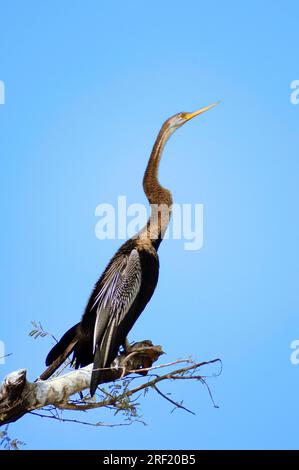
[92,248,142,365]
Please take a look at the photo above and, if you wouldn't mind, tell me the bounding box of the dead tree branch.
[0,339,221,428]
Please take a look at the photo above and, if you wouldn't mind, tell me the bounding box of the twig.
[53,358,220,412]
[29,411,143,428]
[0,353,12,361]
[152,384,195,415]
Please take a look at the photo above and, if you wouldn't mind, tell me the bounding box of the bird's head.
[163,102,219,135]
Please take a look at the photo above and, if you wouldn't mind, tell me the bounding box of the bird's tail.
[90,322,121,396]
[45,323,79,366]
[90,348,105,396]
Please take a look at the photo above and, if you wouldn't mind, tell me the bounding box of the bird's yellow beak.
[184,102,220,122]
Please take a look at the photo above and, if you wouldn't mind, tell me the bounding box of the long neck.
[139,124,173,247]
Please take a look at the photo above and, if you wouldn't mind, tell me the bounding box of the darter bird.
[45,103,218,396]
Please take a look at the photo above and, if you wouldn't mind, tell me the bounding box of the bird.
[45,103,218,396]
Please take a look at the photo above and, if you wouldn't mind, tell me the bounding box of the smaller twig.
[0,353,12,361]
[29,321,58,343]
[152,384,195,415]
[29,411,144,428]
[199,377,219,409]
[128,358,194,375]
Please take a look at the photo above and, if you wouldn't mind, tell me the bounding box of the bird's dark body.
[79,238,159,365]
[46,238,159,393]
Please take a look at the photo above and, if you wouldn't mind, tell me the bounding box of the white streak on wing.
[92,249,142,353]
[102,316,117,366]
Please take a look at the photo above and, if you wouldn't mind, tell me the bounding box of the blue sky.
[0,0,299,450]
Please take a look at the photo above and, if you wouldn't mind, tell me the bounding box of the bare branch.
[0,339,220,428]
[0,341,164,425]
